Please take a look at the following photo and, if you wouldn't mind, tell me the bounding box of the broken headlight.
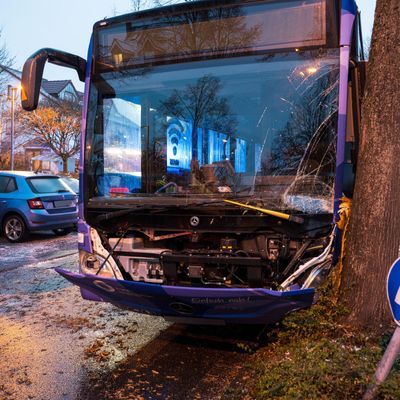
[79,250,122,279]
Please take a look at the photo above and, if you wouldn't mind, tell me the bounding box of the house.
[30,152,79,174]
[0,65,81,173]
[41,79,83,104]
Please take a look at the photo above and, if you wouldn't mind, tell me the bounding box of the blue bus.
[21,0,365,325]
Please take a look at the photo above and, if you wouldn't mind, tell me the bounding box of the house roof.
[31,154,79,162]
[41,79,83,102]
[23,137,50,149]
[41,80,71,95]
[0,64,53,101]
[1,65,82,103]
[0,65,22,79]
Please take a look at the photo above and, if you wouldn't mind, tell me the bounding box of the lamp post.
[7,85,19,171]
[0,93,5,150]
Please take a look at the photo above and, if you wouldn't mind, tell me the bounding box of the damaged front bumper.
[56,268,315,325]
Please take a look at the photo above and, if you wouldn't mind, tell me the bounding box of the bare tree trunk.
[62,158,69,174]
[341,0,400,330]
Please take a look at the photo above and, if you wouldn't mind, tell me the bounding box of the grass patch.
[248,284,400,399]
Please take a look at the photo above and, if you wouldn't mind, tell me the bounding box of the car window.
[26,177,71,194]
[62,178,79,193]
[0,176,17,193]
[0,176,10,192]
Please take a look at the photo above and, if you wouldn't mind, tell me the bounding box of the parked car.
[60,176,79,196]
[0,171,78,242]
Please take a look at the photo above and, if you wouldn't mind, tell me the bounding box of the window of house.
[41,161,50,170]
[64,91,75,101]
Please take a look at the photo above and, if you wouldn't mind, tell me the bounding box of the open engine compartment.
[81,220,335,292]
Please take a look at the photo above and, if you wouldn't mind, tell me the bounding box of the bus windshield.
[85,0,340,214]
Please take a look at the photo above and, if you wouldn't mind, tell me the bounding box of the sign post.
[363,257,400,400]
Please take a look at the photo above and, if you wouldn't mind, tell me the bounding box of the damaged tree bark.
[341,0,400,330]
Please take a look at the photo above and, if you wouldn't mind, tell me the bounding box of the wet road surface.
[0,232,169,400]
[0,232,255,400]
[0,231,77,271]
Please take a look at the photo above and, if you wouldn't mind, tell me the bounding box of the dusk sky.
[0,0,376,91]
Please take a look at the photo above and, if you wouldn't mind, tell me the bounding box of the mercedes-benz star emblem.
[190,216,200,227]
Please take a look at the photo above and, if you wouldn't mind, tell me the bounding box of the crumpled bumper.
[55,268,315,325]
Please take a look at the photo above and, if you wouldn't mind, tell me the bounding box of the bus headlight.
[79,250,122,279]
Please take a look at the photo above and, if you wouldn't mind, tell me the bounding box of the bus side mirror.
[21,48,87,111]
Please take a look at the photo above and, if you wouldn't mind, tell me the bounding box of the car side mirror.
[21,48,87,111]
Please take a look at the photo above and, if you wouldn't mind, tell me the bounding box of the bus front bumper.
[55,268,315,325]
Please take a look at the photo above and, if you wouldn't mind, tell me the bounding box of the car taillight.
[28,198,44,209]
[110,187,130,194]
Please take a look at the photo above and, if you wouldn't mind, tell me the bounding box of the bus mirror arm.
[21,48,87,111]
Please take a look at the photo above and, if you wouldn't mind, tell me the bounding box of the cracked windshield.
[86,0,339,214]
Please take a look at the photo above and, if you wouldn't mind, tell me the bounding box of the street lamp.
[0,93,5,148]
[7,85,20,171]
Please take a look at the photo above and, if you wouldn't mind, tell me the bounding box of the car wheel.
[52,227,73,236]
[3,214,29,243]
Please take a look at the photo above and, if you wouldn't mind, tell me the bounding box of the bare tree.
[0,103,29,170]
[0,30,16,170]
[153,0,194,6]
[131,0,194,11]
[0,29,14,90]
[22,101,81,174]
[363,36,371,60]
[160,75,237,161]
[341,0,400,331]
[269,65,339,178]
[131,0,153,11]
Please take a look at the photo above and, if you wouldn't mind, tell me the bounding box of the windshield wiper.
[94,196,304,225]
[223,199,304,224]
[179,194,268,208]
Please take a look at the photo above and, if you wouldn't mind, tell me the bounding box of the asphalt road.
[0,232,254,400]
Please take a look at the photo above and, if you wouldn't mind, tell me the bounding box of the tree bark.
[62,157,69,174]
[341,0,400,330]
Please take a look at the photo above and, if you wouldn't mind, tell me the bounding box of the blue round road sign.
[387,258,400,326]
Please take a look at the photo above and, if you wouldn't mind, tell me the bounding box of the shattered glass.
[86,49,339,213]
[277,60,340,213]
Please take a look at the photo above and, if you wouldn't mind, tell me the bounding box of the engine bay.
[81,226,335,291]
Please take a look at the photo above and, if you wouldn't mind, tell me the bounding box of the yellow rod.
[223,199,304,224]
